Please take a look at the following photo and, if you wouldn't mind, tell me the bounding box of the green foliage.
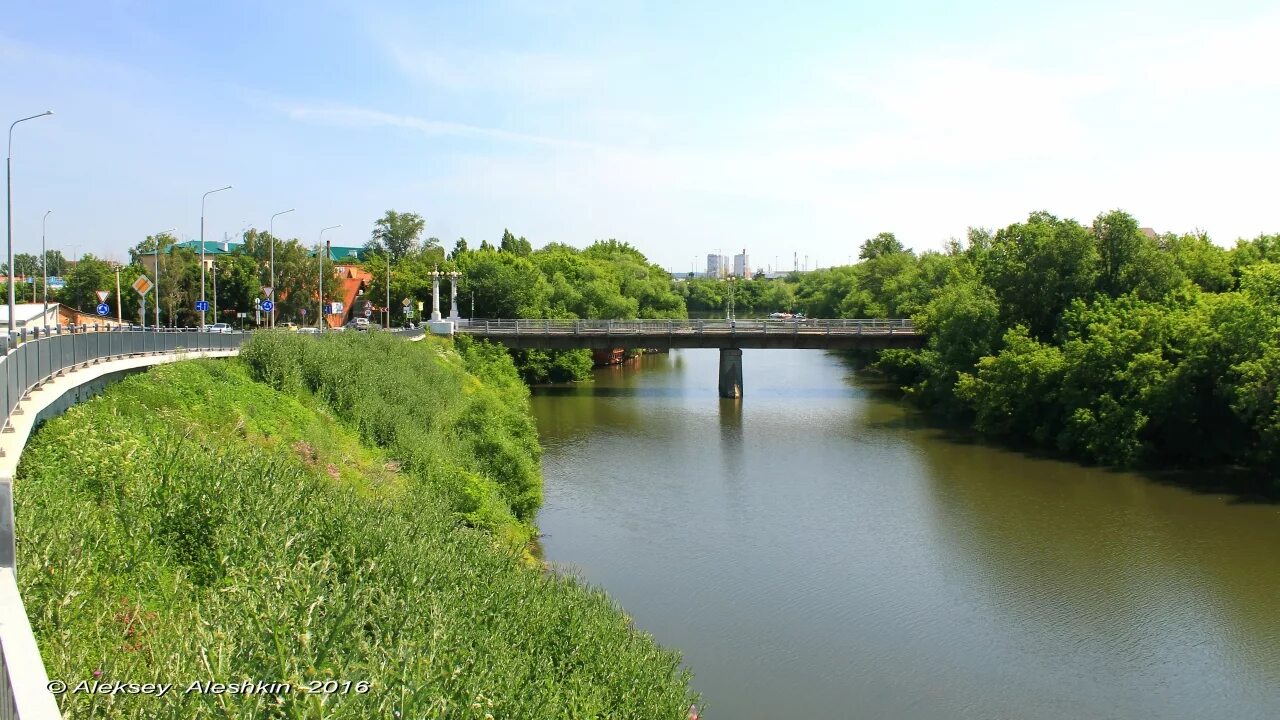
[778,208,1279,485]
[858,231,909,260]
[239,331,542,537]
[62,254,122,315]
[370,209,427,261]
[17,359,697,718]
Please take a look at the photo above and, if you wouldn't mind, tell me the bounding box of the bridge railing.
[0,325,248,434]
[0,324,255,720]
[461,318,915,335]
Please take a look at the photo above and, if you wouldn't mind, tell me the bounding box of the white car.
[204,323,232,334]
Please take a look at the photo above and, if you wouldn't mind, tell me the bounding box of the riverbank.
[16,333,698,718]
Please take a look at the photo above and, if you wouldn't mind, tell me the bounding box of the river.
[529,348,1280,720]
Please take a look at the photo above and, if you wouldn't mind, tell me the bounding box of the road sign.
[364,300,373,310]
[95,303,110,316]
[323,303,331,314]
[262,286,274,298]
[95,290,110,303]
[402,297,411,307]
[132,275,153,295]
[261,300,274,312]
[330,301,344,314]
[363,308,372,318]
[195,300,209,312]
[300,307,308,316]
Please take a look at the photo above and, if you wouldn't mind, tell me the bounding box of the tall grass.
[16,354,697,718]
[239,332,542,547]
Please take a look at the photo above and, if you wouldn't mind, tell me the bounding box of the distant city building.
[706,254,729,277]
[733,249,750,278]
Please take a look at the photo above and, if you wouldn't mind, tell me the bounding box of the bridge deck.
[456,319,923,350]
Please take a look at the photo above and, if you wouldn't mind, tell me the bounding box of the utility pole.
[199,185,232,327]
[318,226,340,330]
[115,266,122,324]
[269,208,294,328]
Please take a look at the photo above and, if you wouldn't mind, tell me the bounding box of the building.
[140,241,370,275]
[0,303,62,329]
[706,254,729,277]
[733,249,750,278]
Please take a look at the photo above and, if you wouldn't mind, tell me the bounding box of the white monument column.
[447,270,461,320]
[430,267,443,322]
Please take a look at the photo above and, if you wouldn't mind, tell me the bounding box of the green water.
[530,349,1280,719]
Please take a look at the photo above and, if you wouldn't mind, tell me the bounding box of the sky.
[3,0,1278,273]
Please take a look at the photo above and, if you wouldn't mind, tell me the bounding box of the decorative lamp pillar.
[447,270,461,320]
[430,267,443,322]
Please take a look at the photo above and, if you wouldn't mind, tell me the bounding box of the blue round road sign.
[95,303,110,316]
[261,300,274,312]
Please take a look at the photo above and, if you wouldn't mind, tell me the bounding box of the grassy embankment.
[16,332,697,718]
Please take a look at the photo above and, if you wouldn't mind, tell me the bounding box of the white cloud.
[279,101,601,150]
[388,44,602,100]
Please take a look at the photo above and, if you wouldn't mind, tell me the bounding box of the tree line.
[774,211,1278,486]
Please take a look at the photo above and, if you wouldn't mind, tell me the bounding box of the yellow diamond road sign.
[132,275,153,295]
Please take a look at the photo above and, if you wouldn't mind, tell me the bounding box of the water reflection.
[533,348,1280,720]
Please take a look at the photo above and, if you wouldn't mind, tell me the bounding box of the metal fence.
[0,326,245,434]
[0,324,249,720]
[460,318,916,336]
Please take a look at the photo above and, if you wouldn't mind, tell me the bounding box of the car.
[298,327,320,335]
[345,317,371,331]
[204,323,232,334]
[280,322,298,332]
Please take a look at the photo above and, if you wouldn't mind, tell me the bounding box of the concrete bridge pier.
[718,348,743,398]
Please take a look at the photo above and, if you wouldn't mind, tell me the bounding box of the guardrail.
[0,325,248,434]
[0,324,254,719]
[0,323,425,719]
[459,318,916,335]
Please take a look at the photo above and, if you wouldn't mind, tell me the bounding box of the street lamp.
[40,210,51,322]
[152,228,175,328]
[7,110,53,334]
[318,225,340,330]
[268,208,294,328]
[199,185,232,327]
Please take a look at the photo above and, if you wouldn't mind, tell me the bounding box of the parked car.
[280,321,298,332]
[204,323,232,334]
[345,317,371,331]
[298,327,320,335]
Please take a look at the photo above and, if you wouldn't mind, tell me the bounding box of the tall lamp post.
[41,210,51,325]
[7,110,53,334]
[385,251,391,329]
[318,225,340,331]
[268,208,294,328]
[152,228,175,328]
[199,185,232,327]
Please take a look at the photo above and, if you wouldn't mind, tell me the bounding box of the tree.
[370,210,426,262]
[859,232,908,260]
[499,229,533,256]
[62,255,119,314]
[982,211,1100,340]
[450,238,469,260]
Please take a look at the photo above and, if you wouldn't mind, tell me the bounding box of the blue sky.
[4,0,1278,273]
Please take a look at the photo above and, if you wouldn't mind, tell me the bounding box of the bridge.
[455,318,923,397]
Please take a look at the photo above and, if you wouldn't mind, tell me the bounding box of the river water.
[529,349,1280,720]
